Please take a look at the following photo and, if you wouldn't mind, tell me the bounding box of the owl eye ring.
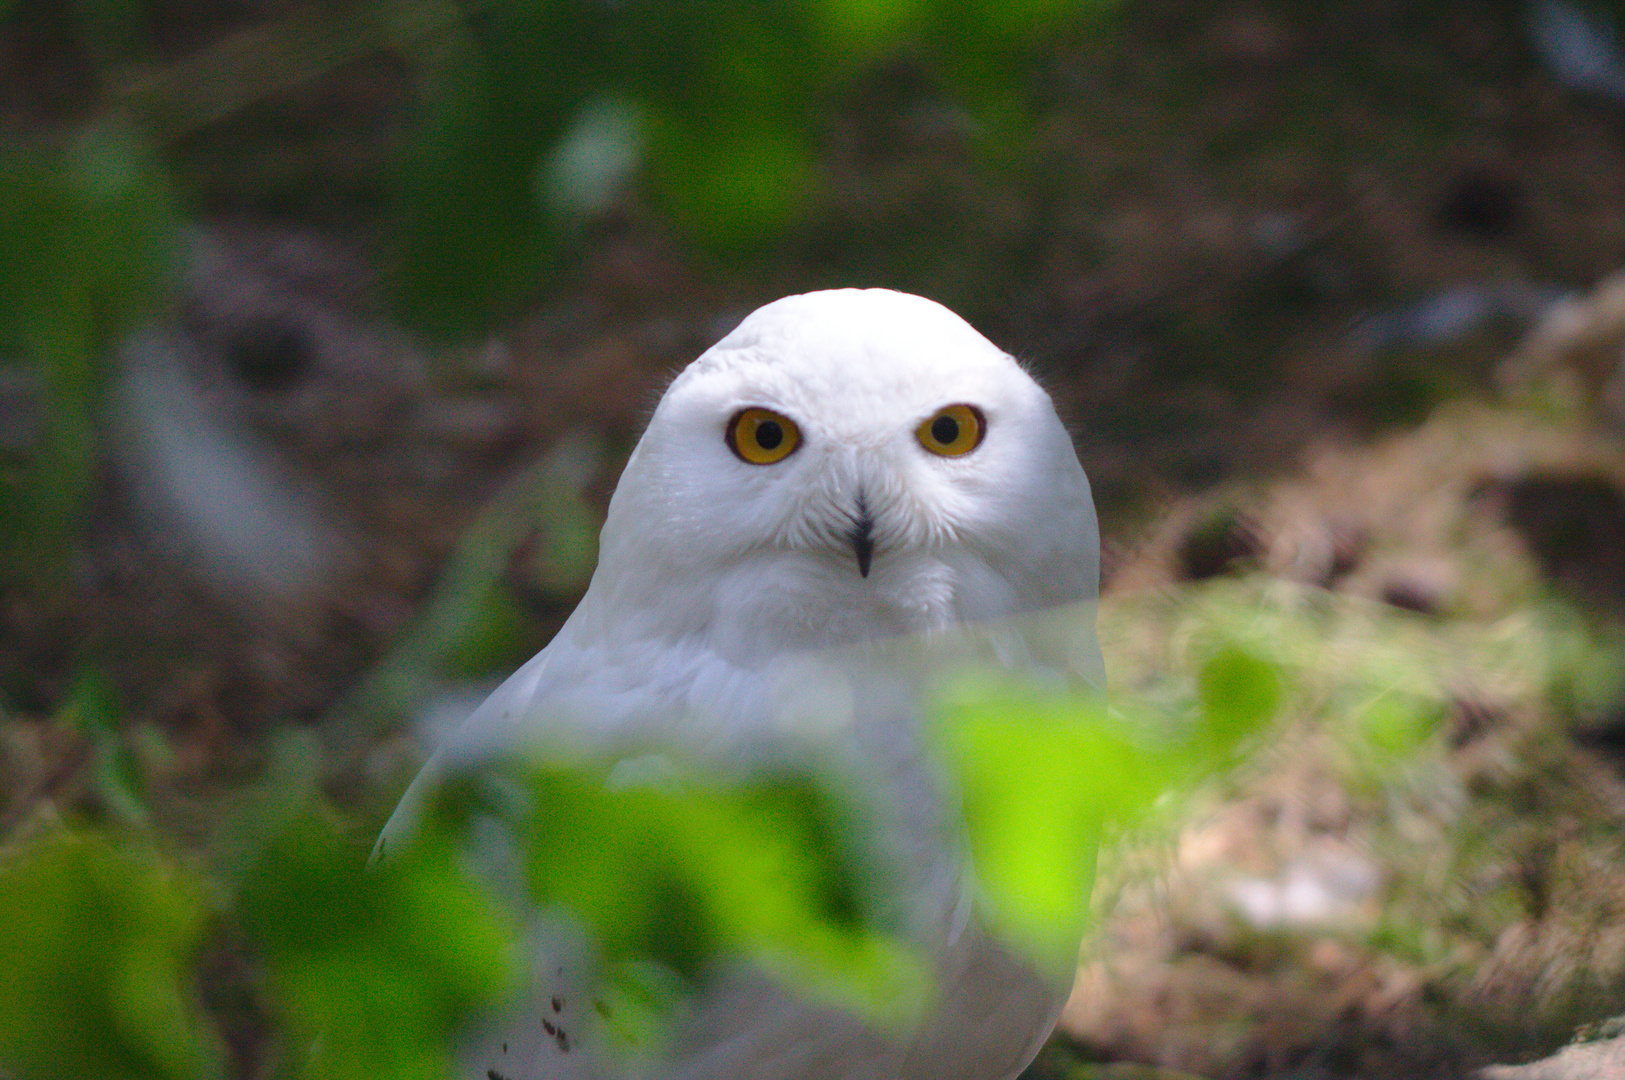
[727,407,802,465]
[916,404,985,457]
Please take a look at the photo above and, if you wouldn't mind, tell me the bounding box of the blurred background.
[4,0,1625,1077]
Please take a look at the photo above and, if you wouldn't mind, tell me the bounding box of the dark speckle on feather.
[539,1016,572,1053]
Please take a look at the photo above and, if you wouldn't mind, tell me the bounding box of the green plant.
[0,638,1271,1079]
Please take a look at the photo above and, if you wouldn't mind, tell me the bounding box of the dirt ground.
[4,1,1625,1077]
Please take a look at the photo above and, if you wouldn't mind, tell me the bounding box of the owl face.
[592,290,1098,659]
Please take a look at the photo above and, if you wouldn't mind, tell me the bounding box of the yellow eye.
[916,404,985,457]
[726,407,802,465]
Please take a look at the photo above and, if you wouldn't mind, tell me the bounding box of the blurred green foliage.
[937,646,1275,971]
[0,800,517,1080]
[0,123,178,580]
[59,668,154,830]
[387,0,1110,335]
[0,629,1275,1079]
[509,764,927,1039]
[15,567,1617,1076]
[0,0,1114,592]
[1540,600,1625,724]
[237,809,517,1080]
[0,832,220,1080]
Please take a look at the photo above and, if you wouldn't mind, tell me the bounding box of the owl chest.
[706,551,1003,663]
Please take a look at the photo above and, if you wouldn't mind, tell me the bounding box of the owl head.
[587,289,1098,663]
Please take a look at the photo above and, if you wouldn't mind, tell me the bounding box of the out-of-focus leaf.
[810,0,930,58]
[237,806,517,1080]
[57,668,152,829]
[205,730,326,885]
[1541,600,1625,721]
[929,0,1085,47]
[0,123,178,573]
[1196,645,1282,753]
[383,0,1111,330]
[0,123,178,349]
[935,646,1276,971]
[439,587,535,679]
[389,1,614,338]
[0,830,222,1080]
[593,959,689,1052]
[646,110,817,249]
[1355,693,1441,759]
[507,763,926,1038]
[938,707,1109,970]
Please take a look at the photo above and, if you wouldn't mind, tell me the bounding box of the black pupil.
[755,419,783,450]
[931,414,960,445]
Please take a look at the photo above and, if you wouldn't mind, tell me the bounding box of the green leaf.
[1196,645,1282,752]
[1356,692,1441,759]
[0,831,222,1080]
[810,0,931,58]
[237,807,518,1080]
[0,123,179,575]
[934,654,1274,970]
[506,763,927,1037]
[646,110,817,249]
[388,2,617,338]
[937,689,1121,968]
[58,668,153,829]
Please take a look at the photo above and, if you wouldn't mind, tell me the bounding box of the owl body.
[382,289,1100,1080]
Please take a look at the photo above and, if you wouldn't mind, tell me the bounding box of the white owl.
[380,288,1102,1080]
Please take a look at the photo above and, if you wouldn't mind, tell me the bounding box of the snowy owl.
[380,288,1102,1080]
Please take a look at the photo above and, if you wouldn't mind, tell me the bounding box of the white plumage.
[380,288,1101,1080]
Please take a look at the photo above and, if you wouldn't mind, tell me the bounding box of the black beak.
[850,498,874,578]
